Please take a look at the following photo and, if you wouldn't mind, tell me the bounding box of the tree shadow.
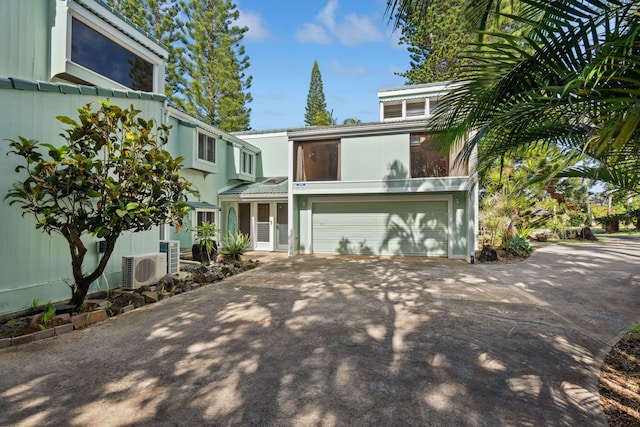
[1,244,639,425]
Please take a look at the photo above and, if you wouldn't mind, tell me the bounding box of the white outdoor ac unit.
[121,253,167,290]
[159,240,180,274]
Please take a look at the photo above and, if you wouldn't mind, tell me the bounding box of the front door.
[277,203,288,250]
[256,203,271,250]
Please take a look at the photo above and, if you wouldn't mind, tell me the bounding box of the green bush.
[220,232,250,261]
[500,233,533,256]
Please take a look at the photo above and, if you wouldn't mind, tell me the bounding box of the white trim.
[196,130,217,165]
[308,195,453,258]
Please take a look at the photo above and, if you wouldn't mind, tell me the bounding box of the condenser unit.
[159,240,180,274]
[121,253,167,290]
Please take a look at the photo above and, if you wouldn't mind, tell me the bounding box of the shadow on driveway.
[1,236,639,426]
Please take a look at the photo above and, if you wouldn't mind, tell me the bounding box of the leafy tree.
[305,60,332,126]
[343,118,361,125]
[386,1,640,192]
[182,0,252,131]
[5,101,194,307]
[393,0,473,83]
[105,0,188,105]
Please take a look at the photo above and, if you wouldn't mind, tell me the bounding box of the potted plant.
[194,221,218,263]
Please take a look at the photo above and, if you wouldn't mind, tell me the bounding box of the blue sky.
[235,0,410,130]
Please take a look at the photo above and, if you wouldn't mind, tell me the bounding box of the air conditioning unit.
[121,253,167,290]
[160,240,180,274]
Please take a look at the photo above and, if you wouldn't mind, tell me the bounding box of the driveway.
[1,237,639,426]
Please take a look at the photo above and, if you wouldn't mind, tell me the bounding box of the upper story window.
[383,103,403,120]
[71,17,153,91]
[294,140,341,182]
[410,133,449,178]
[242,152,254,175]
[198,132,216,163]
[406,100,426,117]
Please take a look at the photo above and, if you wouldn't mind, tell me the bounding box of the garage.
[311,199,449,257]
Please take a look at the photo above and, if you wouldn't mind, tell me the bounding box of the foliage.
[393,0,473,83]
[305,60,332,126]
[499,232,533,257]
[38,302,56,331]
[194,221,219,263]
[182,0,252,131]
[105,0,187,104]
[5,101,194,307]
[386,0,640,193]
[220,231,250,261]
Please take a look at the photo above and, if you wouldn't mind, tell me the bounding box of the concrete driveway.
[1,236,639,426]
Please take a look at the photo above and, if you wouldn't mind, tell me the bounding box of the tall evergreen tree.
[305,60,331,126]
[395,0,472,83]
[105,0,187,105]
[183,0,252,131]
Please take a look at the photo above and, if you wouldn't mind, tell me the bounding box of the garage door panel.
[312,201,449,257]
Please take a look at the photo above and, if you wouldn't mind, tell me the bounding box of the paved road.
[1,236,639,426]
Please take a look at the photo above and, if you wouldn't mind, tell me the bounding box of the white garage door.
[312,200,449,257]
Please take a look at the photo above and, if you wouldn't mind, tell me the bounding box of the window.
[196,210,216,227]
[70,17,153,91]
[294,140,340,182]
[242,152,254,174]
[383,103,402,120]
[406,100,426,117]
[198,132,216,163]
[410,133,449,178]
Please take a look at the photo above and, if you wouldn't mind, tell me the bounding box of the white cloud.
[294,22,332,44]
[334,14,384,47]
[317,0,338,31]
[237,8,271,42]
[295,0,386,47]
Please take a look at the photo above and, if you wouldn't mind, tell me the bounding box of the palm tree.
[387,1,640,193]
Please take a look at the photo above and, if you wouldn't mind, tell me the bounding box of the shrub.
[220,232,251,261]
[194,221,218,263]
[500,233,533,257]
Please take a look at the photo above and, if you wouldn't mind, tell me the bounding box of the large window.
[242,152,254,175]
[198,132,216,163]
[410,133,449,178]
[71,17,153,91]
[294,140,340,182]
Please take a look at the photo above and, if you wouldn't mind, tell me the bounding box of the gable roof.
[219,177,288,198]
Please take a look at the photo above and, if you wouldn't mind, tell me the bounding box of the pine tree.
[105,0,187,104]
[395,0,472,83]
[183,0,252,131]
[305,60,331,126]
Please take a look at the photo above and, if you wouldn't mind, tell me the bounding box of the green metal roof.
[0,77,167,101]
[220,177,288,196]
[187,201,219,210]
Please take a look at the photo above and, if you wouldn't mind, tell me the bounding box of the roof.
[219,177,288,197]
[0,77,167,101]
[187,201,219,210]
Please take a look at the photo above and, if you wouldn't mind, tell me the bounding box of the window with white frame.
[196,210,216,227]
[406,99,426,117]
[70,17,153,91]
[383,103,403,120]
[242,152,254,175]
[198,132,216,163]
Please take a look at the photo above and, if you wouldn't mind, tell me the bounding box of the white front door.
[255,203,272,250]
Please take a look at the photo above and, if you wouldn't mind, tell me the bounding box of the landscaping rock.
[128,293,146,308]
[580,227,597,241]
[142,291,159,303]
[478,245,498,262]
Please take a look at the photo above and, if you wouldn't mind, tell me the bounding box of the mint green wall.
[451,192,468,257]
[340,134,409,181]
[239,133,289,177]
[0,0,51,80]
[0,88,166,314]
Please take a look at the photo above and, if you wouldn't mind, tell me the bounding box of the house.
[231,82,478,260]
[0,0,257,315]
[0,0,477,316]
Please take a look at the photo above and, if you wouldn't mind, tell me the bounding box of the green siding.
[0,88,165,314]
[340,134,409,181]
[312,201,448,257]
[239,133,289,177]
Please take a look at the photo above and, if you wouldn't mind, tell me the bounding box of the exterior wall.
[237,132,289,177]
[0,0,51,81]
[341,134,408,181]
[0,87,165,314]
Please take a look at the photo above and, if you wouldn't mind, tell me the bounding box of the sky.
[235,0,410,131]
